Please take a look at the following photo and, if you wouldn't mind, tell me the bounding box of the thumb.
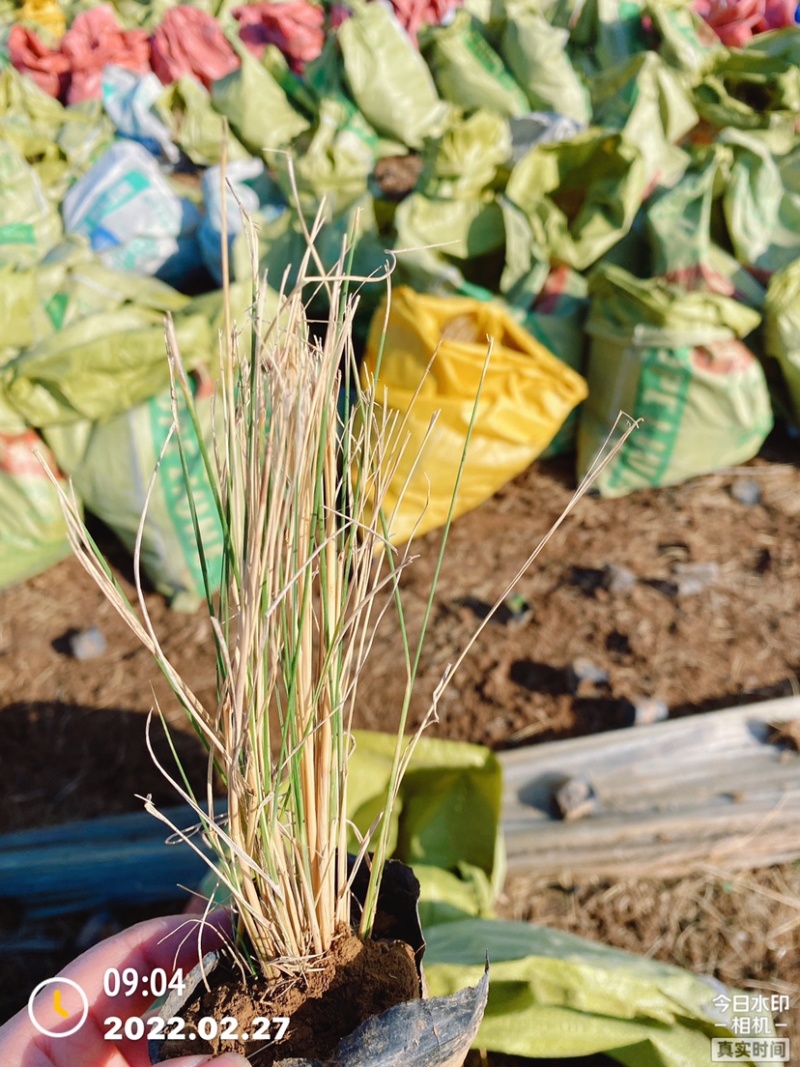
[164,1055,252,1066]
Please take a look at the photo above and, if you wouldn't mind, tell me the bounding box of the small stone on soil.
[730,478,762,506]
[625,697,669,727]
[671,561,719,596]
[554,776,599,821]
[68,627,107,660]
[566,657,610,693]
[603,563,637,593]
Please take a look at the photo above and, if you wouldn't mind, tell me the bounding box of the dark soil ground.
[1,430,799,1060]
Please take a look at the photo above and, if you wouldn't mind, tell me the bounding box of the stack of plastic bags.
[0,0,798,602]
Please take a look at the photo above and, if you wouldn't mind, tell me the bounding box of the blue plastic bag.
[62,140,201,286]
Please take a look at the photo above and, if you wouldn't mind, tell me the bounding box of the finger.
[163,1056,252,1067]
[0,913,233,1067]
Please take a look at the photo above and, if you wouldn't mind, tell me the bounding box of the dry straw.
[46,203,637,982]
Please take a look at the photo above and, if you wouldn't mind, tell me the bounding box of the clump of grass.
[48,203,637,983]
[47,211,476,979]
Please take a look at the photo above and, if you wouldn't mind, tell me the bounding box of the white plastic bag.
[62,140,200,284]
[101,66,179,164]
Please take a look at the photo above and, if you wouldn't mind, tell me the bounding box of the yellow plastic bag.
[18,0,65,39]
[362,288,587,544]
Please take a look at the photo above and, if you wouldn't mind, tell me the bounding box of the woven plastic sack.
[8,25,72,99]
[151,5,240,89]
[16,0,65,39]
[233,0,325,72]
[506,129,648,271]
[199,159,285,284]
[210,47,310,157]
[420,9,528,118]
[525,267,589,457]
[717,127,800,279]
[101,66,178,163]
[0,66,114,200]
[692,29,800,151]
[0,241,186,360]
[648,0,722,80]
[154,77,249,166]
[0,63,65,161]
[265,93,378,218]
[1,289,209,428]
[338,1,450,148]
[570,0,650,74]
[645,150,769,308]
[60,5,151,105]
[394,193,506,294]
[496,0,590,123]
[0,141,62,268]
[56,373,224,610]
[417,110,510,201]
[62,140,201,284]
[694,0,796,47]
[764,257,800,423]
[577,264,773,497]
[590,52,697,186]
[0,429,73,589]
[362,287,588,543]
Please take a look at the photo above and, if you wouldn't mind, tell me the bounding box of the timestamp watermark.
[711,993,791,1062]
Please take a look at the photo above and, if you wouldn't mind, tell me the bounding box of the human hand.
[0,914,251,1067]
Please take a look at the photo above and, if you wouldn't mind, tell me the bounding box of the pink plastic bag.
[233,1,325,72]
[694,0,796,45]
[383,0,463,45]
[757,0,797,31]
[60,6,150,103]
[8,25,70,98]
[151,6,240,89]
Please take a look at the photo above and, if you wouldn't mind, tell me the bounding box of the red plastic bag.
[151,6,240,89]
[8,25,70,98]
[234,1,326,72]
[61,6,150,103]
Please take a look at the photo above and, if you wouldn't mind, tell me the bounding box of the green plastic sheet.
[346,731,505,896]
[424,920,775,1065]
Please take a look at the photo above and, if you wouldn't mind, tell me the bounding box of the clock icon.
[28,978,89,1038]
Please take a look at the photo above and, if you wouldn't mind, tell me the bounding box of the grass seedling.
[46,212,637,985]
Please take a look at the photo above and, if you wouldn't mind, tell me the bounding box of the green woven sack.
[577,264,773,496]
